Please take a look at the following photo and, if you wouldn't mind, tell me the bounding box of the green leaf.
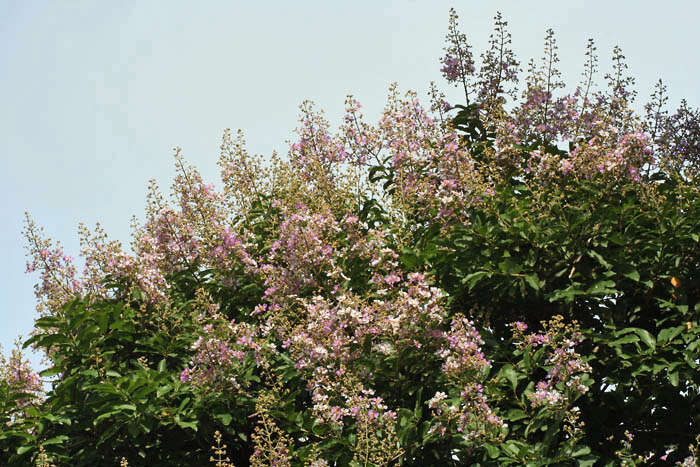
[34,316,61,329]
[311,419,328,436]
[22,334,41,349]
[177,397,191,411]
[214,413,232,426]
[175,417,198,431]
[611,334,639,346]
[623,270,640,282]
[113,404,137,412]
[653,361,670,375]
[505,409,528,421]
[43,435,69,446]
[503,440,525,457]
[499,364,519,391]
[397,408,413,429]
[499,257,522,274]
[587,280,617,296]
[484,443,500,458]
[633,328,656,351]
[668,371,680,387]
[414,386,423,419]
[94,411,119,425]
[39,366,62,378]
[588,250,612,269]
[17,445,33,455]
[463,271,489,289]
[632,364,652,377]
[525,274,543,291]
[577,455,598,467]
[400,248,421,269]
[571,446,591,457]
[658,326,684,345]
[548,287,586,303]
[38,334,71,348]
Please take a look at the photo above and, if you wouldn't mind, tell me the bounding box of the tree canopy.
[2,9,700,466]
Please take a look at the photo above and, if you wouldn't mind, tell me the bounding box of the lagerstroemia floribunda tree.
[2,9,700,466]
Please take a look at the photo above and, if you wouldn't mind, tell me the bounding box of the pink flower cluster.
[511,317,591,409]
[182,318,271,392]
[440,8,476,99]
[427,382,505,442]
[440,55,461,82]
[1,343,43,417]
[378,86,490,224]
[437,315,490,382]
[257,208,346,306]
[290,101,350,182]
[23,215,83,316]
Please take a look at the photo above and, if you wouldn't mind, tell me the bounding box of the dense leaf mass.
[3,9,700,466]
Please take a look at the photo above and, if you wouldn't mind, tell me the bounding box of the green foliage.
[2,295,257,466]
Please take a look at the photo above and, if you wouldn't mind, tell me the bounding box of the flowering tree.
[2,9,700,466]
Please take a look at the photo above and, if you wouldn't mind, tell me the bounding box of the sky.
[2,0,699,365]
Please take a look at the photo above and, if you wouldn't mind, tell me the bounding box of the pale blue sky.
[2,1,699,364]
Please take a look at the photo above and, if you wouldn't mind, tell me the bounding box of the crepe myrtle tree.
[3,8,700,466]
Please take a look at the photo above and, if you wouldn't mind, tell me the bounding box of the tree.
[3,8,700,466]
